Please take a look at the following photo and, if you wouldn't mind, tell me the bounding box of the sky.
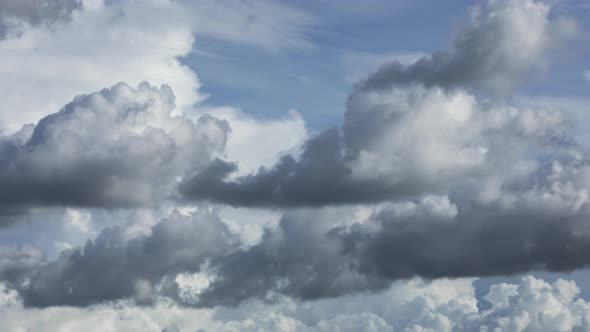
[1,0,590,331]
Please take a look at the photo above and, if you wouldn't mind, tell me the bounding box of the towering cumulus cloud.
[0,82,228,218]
[179,0,576,207]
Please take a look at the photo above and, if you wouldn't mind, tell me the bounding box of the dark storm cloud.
[0,0,82,39]
[179,0,575,208]
[355,209,589,280]
[180,129,431,207]
[0,82,228,220]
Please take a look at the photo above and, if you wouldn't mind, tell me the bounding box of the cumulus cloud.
[0,82,228,216]
[180,0,577,208]
[18,209,237,307]
[359,0,576,95]
[180,85,570,207]
[192,106,307,175]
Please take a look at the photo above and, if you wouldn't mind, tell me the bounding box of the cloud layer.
[3,275,590,331]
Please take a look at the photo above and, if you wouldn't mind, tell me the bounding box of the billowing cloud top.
[0,82,228,217]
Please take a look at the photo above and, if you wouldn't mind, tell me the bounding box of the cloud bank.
[3,275,590,331]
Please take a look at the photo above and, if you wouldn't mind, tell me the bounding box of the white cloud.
[0,0,315,134]
[0,0,199,134]
[194,106,307,175]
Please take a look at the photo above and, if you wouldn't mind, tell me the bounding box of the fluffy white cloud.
[0,0,315,134]
[194,106,307,175]
[0,0,198,134]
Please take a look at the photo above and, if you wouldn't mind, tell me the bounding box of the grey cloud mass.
[0,82,228,219]
[19,209,237,307]
[358,0,575,95]
[195,179,590,306]
[0,0,82,39]
[17,159,590,307]
[180,129,415,207]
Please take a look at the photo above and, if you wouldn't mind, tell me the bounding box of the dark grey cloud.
[0,82,228,220]
[194,209,390,307]
[179,0,575,208]
[0,0,82,39]
[180,129,430,207]
[18,210,237,307]
[194,174,590,306]
[18,156,590,308]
